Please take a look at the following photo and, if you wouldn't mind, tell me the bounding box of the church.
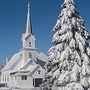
[0,2,47,90]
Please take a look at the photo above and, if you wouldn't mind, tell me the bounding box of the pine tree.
[41,0,90,90]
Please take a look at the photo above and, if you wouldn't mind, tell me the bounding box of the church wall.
[22,50,29,65]
[0,70,11,86]
[26,35,36,48]
[18,76,33,88]
[33,66,45,78]
[14,58,23,70]
[9,75,18,87]
[22,50,37,65]
[22,34,35,49]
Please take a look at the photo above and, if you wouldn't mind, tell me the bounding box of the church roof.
[36,59,46,68]
[10,64,41,76]
[2,52,22,71]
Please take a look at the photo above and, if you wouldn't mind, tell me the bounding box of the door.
[33,78,43,87]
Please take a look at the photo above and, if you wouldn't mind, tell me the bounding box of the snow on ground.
[0,87,40,90]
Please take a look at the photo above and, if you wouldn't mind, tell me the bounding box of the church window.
[29,52,32,58]
[22,76,27,80]
[29,42,31,44]
[29,42,31,47]
[0,83,7,87]
[38,70,41,74]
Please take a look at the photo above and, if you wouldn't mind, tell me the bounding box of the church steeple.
[26,2,32,34]
[22,1,36,50]
[21,1,36,66]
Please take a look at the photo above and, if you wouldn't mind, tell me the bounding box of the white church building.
[0,2,47,90]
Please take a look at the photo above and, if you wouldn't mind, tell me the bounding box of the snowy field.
[0,87,41,90]
[0,89,40,90]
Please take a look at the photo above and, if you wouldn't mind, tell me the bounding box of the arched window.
[38,70,41,74]
[29,52,32,58]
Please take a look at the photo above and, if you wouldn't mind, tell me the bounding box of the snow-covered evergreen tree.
[41,0,90,90]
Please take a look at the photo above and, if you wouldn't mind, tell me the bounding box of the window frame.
[29,42,32,47]
[29,52,32,58]
[22,76,27,80]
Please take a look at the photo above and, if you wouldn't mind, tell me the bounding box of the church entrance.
[33,78,42,87]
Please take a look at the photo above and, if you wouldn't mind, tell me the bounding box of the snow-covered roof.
[2,46,47,72]
[2,52,22,71]
[10,64,40,76]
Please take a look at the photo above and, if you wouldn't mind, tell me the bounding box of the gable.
[25,34,36,41]
[32,65,45,78]
[29,65,40,76]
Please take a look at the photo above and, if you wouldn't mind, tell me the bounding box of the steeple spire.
[26,1,32,34]
[22,1,36,51]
